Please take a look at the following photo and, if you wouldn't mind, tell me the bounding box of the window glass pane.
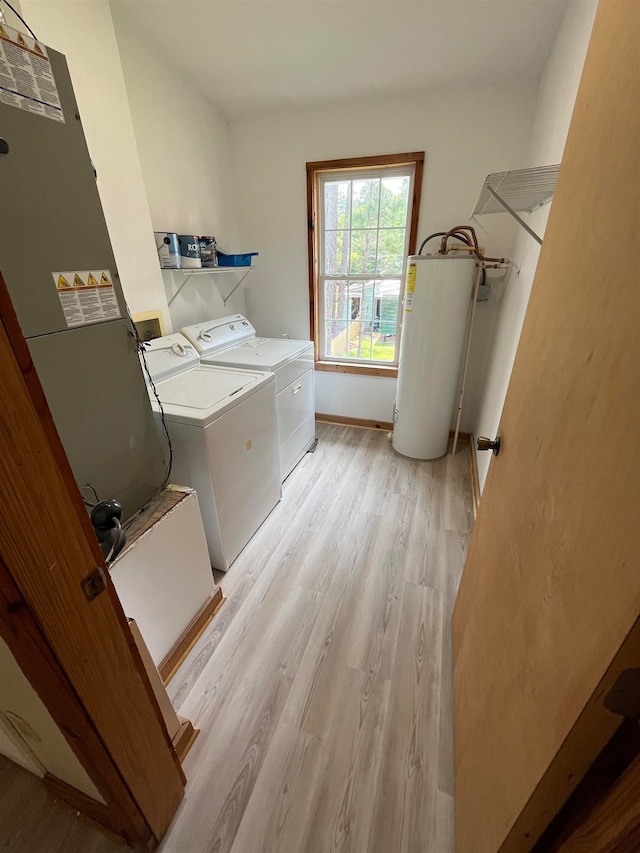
[372,280,400,362]
[324,280,348,358]
[337,280,390,362]
[324,230,350,275]
[322,277,400,362]
[325,320,349,358]
[324,279,348,321]
[377,228,406,275]
[324,181,351,231]
[315,159,418,367]
[350,229,378,275]
[351,179,380,229]
[377,280,400,337]
[379,177,410,228]
[345,319,368,359]
[344,280,372,359]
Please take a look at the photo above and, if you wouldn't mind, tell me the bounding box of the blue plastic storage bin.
[217,252,258,267]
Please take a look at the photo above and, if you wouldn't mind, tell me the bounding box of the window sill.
[315,360,398,379]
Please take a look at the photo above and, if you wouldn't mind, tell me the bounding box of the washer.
[143,333,281,572]
[181,315,316,481]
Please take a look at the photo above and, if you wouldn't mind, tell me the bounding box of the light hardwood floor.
[0,423,473,852]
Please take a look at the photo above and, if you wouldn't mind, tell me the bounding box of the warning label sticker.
[52,270,121,328]
[0,24,64,123]
[404,263,417,312]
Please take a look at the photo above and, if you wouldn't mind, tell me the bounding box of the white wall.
[473,0,598,490]
[229,83,535,425]
[110,3,245,332]
[0,638,104,801]
[10,0,594,446]
[18,0,172,332]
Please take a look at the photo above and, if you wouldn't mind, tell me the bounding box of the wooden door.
[0,276,185,847]
[452,2,640,851]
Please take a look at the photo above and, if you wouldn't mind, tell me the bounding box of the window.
[307,153,424,376]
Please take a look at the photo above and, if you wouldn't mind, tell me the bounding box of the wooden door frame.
[534,718,640,851]
[0,557,153,846]
[0,273,185,848]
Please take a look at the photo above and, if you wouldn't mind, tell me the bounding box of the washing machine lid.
[150,364,273,426]
[200,337,313,372]
[142,333,200,382]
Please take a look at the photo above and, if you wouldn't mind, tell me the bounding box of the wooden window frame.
[307,152,424,378]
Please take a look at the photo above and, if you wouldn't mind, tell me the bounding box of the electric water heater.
[392,254,475,459]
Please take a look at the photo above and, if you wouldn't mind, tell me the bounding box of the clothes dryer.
[143,333,281,571]
[181,315,315,481]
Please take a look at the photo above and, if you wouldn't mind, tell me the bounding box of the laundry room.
[4,2,633,852]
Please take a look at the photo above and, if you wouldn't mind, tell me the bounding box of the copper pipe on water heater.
[439,225,506,264]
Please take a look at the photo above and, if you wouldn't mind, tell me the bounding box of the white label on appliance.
[0,24,64,122]
[52,270,121,328]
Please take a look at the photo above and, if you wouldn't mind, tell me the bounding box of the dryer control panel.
[182,314,254,356]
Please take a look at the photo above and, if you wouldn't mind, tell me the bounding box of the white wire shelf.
[187,266,254,275]
[471,165,560,245]
[160,265,255,275]
[164,266,255,305]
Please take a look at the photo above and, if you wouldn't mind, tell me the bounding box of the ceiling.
[111,0,569,122]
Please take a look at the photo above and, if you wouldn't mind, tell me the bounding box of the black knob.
[0,138,9,155]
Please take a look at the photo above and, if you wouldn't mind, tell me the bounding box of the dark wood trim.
[556,752,640,852]
[306,152,425,373]
[498,617,640,851]
[533,719,640,852]
[159,588,225,684]
[43,774,151,850]
[307,165,317,349]
[315,360,398,378]
[409,156,424,258]
[316,413,394,431]
[173,717,200,764]
[306,152,426,172]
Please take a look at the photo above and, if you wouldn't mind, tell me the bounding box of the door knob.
[477,435,501,455]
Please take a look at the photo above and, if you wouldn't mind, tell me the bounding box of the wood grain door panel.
[452,2,640,851]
